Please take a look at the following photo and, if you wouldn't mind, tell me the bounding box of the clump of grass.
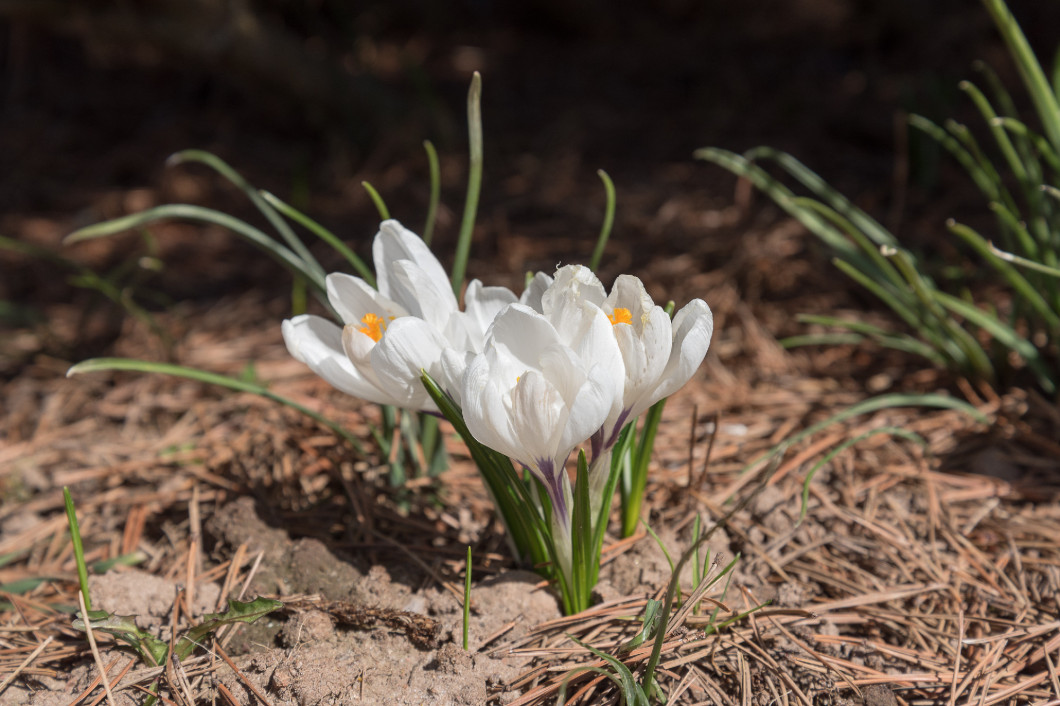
[697,0,1060,395]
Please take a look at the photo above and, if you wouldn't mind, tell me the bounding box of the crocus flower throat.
[608,308,633,326]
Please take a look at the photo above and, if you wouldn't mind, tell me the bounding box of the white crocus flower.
[602,275,713,449]
[462,302,623,581]
[540,265,713,453]
[283,219,533,411]
[539,265,714,519]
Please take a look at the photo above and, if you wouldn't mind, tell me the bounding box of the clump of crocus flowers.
[283,219,713,613]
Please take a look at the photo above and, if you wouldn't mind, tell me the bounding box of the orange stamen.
[608,307,632,326]
[357,313,387,342]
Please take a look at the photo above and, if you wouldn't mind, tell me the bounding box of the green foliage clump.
[698,0,1060,395]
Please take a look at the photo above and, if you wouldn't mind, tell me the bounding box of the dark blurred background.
[2,0,1060,325]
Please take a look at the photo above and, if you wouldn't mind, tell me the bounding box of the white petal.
[538,344,589,407]
[282,314,335,366]
[442,311,477,354]
[511,369,568,470]
[341,321,377,368]
[608,275,654,333]
[614,305,672,414]
[638,306,674,380]
[389,258,458,329]
[463,300,622,492]
[542,265,606,316]
[463,351,521,460]
[282,315,391,403]
[612,324,647,396]
[643,299,714,411]
[464,279,518,344]
[373,220,455,308]
[544,287,597,352]
[486,303,562,369]
[575,300,626,380]
[438,348,474,406]
[370,317,448,411]
[545,294,625,422]
[480,339,526,384]
[608,275,671,385]
[564,361,621,452]
[519,272,553,313]
[326,272,405,325]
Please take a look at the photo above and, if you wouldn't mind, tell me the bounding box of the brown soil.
[3,3,1060,705]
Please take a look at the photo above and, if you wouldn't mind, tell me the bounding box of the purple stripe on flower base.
[535,457,570,531]
[604,408,632,450]
[590,429,604,463]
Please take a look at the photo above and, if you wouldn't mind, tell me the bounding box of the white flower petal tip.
[647,298,713,405]
[281,315,389,403]
[373,220,456,313]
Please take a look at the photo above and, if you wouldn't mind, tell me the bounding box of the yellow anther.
[357,313,387,342]
[608,307,632,326]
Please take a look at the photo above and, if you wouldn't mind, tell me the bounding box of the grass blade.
[362,181,391,220]
[620,398,666,538]
[570,451,593,614]
[64,204,326,292]
[784,314,946,362]
[63,488,91,613]
[990,240,1060,278]
[694,148,862,263]
[423,140,441,246]
[420,371,550,569]
[791,197,907,290]
[993,117,1060,175]
[451,72,483,296]
[935,290,1056,392]
[910,115,1002,200]
[67,358,366,456]
[1,235,168,344]
[960,80,1032,187]
[947,219,1060,332]
[987,191,1044,260]
[882,246,993,378]
[778,332,865,348]
[829,258,930,337]
[589,169,617,271]
[167,149,325,280]
[259,190,376,287]
[642,463,779,697]
[981,0,1060,150]
[944,118,1017,213]
[741,146,898,248]
[556,657,649,706]
[463,546,472,651]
